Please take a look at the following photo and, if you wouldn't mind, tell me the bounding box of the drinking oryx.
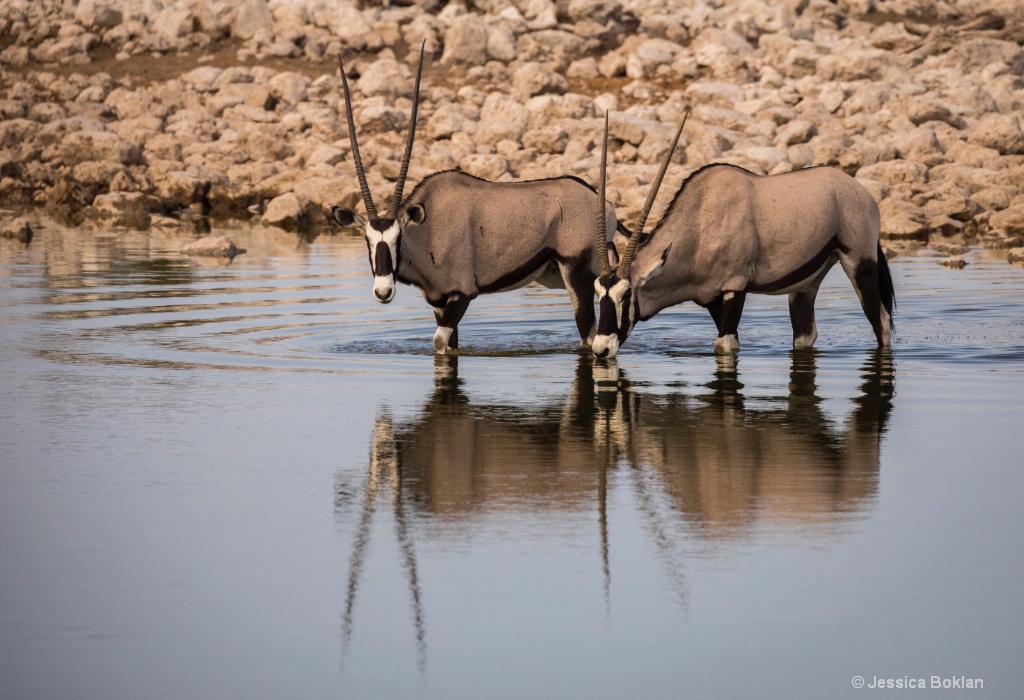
[330,48,623,354]
[591,116,895,359]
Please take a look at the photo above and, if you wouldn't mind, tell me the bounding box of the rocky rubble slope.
[1,0,1024,252]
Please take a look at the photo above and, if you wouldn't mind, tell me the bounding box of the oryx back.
[642,165,881,308]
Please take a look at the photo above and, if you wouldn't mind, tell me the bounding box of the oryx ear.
[332,206,365,229]
[402,204,426,227]
[607,237,622,270]
[637,243,672,287]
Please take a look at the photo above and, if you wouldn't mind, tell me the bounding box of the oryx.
[591,115,895,359]
[330,48,622,355]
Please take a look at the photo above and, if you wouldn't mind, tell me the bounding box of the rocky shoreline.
[2,0,1024,260]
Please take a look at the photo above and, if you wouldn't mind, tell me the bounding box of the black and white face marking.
[592,274,635,359]
[365,218,401,304]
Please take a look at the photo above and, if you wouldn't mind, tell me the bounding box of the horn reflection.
[335,350,894,668]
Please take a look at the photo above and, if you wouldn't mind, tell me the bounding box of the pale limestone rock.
[60,131,140,166]
[939,256,967,269]
[73,0,123,30]
[441,15,489,66]
[458,154,508,180]
[989,204,1024,236]
[231,0,274,41]
[0,217,32,245]
[775,119,817,147]
[268,72,309,106]
[84,192,158,229]
[878,198,930,240]
[476,93,530,146]
[305,144,346,168]
[181,236,246,258]
[262,192,314,232]
[157,171,211,209]
[855,160,928,187]
[72,160,127,187]
[512,62,568,97]
[486,24,518,63]
[968,113,1024,155]
[357,58,413,100]
[522,124,569,154]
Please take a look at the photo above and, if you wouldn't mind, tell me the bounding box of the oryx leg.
[714,291,746,354]
[839,252,891,348]
[706,304,725,335]
[433,294,471,355]
[559,261,597,346]
[788,268,830,349]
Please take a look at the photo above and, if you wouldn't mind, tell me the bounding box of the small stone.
[939,256,967,269]
[1006,247,1024,266]
[0,217,33,244]
[181,235,246,258]
[261,192,314,233]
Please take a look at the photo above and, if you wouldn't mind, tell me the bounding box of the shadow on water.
[334,349,895,672]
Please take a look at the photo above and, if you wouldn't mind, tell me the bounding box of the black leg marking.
[566,262,597,344]
[707,304,724,334]
[714,291,746,354]
[719,291,746,337]
[434,293,471,354]
[788,268,829,348]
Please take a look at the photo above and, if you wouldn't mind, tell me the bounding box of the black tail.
[877,242,895,330]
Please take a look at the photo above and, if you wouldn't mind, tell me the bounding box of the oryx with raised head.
[591,116,895,359]
[331,48,622,355]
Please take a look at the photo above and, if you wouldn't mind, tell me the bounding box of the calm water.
[1,224,1023,699]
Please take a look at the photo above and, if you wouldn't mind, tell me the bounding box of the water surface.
[1,225,1022,699]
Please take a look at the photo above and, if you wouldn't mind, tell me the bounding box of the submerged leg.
[433,294,471,355]
[561,261,597,346]
[714,291,746,354]
[788,268,830,349]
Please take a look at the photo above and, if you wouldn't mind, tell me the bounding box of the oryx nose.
[594,346,609,359]
[374,288,394,303]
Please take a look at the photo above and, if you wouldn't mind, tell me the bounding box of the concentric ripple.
[10,227,596,374]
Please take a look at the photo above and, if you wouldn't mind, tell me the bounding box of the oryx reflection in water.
[335,351,893,667]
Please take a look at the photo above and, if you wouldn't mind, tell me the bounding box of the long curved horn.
[618,109,689,280]
[389,41,426,220]
[595,111,611,277]
[339,53,378,221]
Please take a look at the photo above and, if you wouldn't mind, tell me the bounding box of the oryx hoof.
[433,326,454,355]
[792,331,817,349]
[714,334,740,354]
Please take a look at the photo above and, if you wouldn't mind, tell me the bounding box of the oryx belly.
[490,259,558,293]
[746,244,839,296]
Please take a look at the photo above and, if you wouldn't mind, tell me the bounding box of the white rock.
[441,15,489,66]
[475,93,530,146]
[512,62,568,97]
[181,236,246,258]
[231,0,274,41]
[84,192,157,229]
[60,131,140,166]
[357,58,413,100]
[968,113,1024,155]
[268,72,309,106]
[459,154,508,180]
[262,192,314,232]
